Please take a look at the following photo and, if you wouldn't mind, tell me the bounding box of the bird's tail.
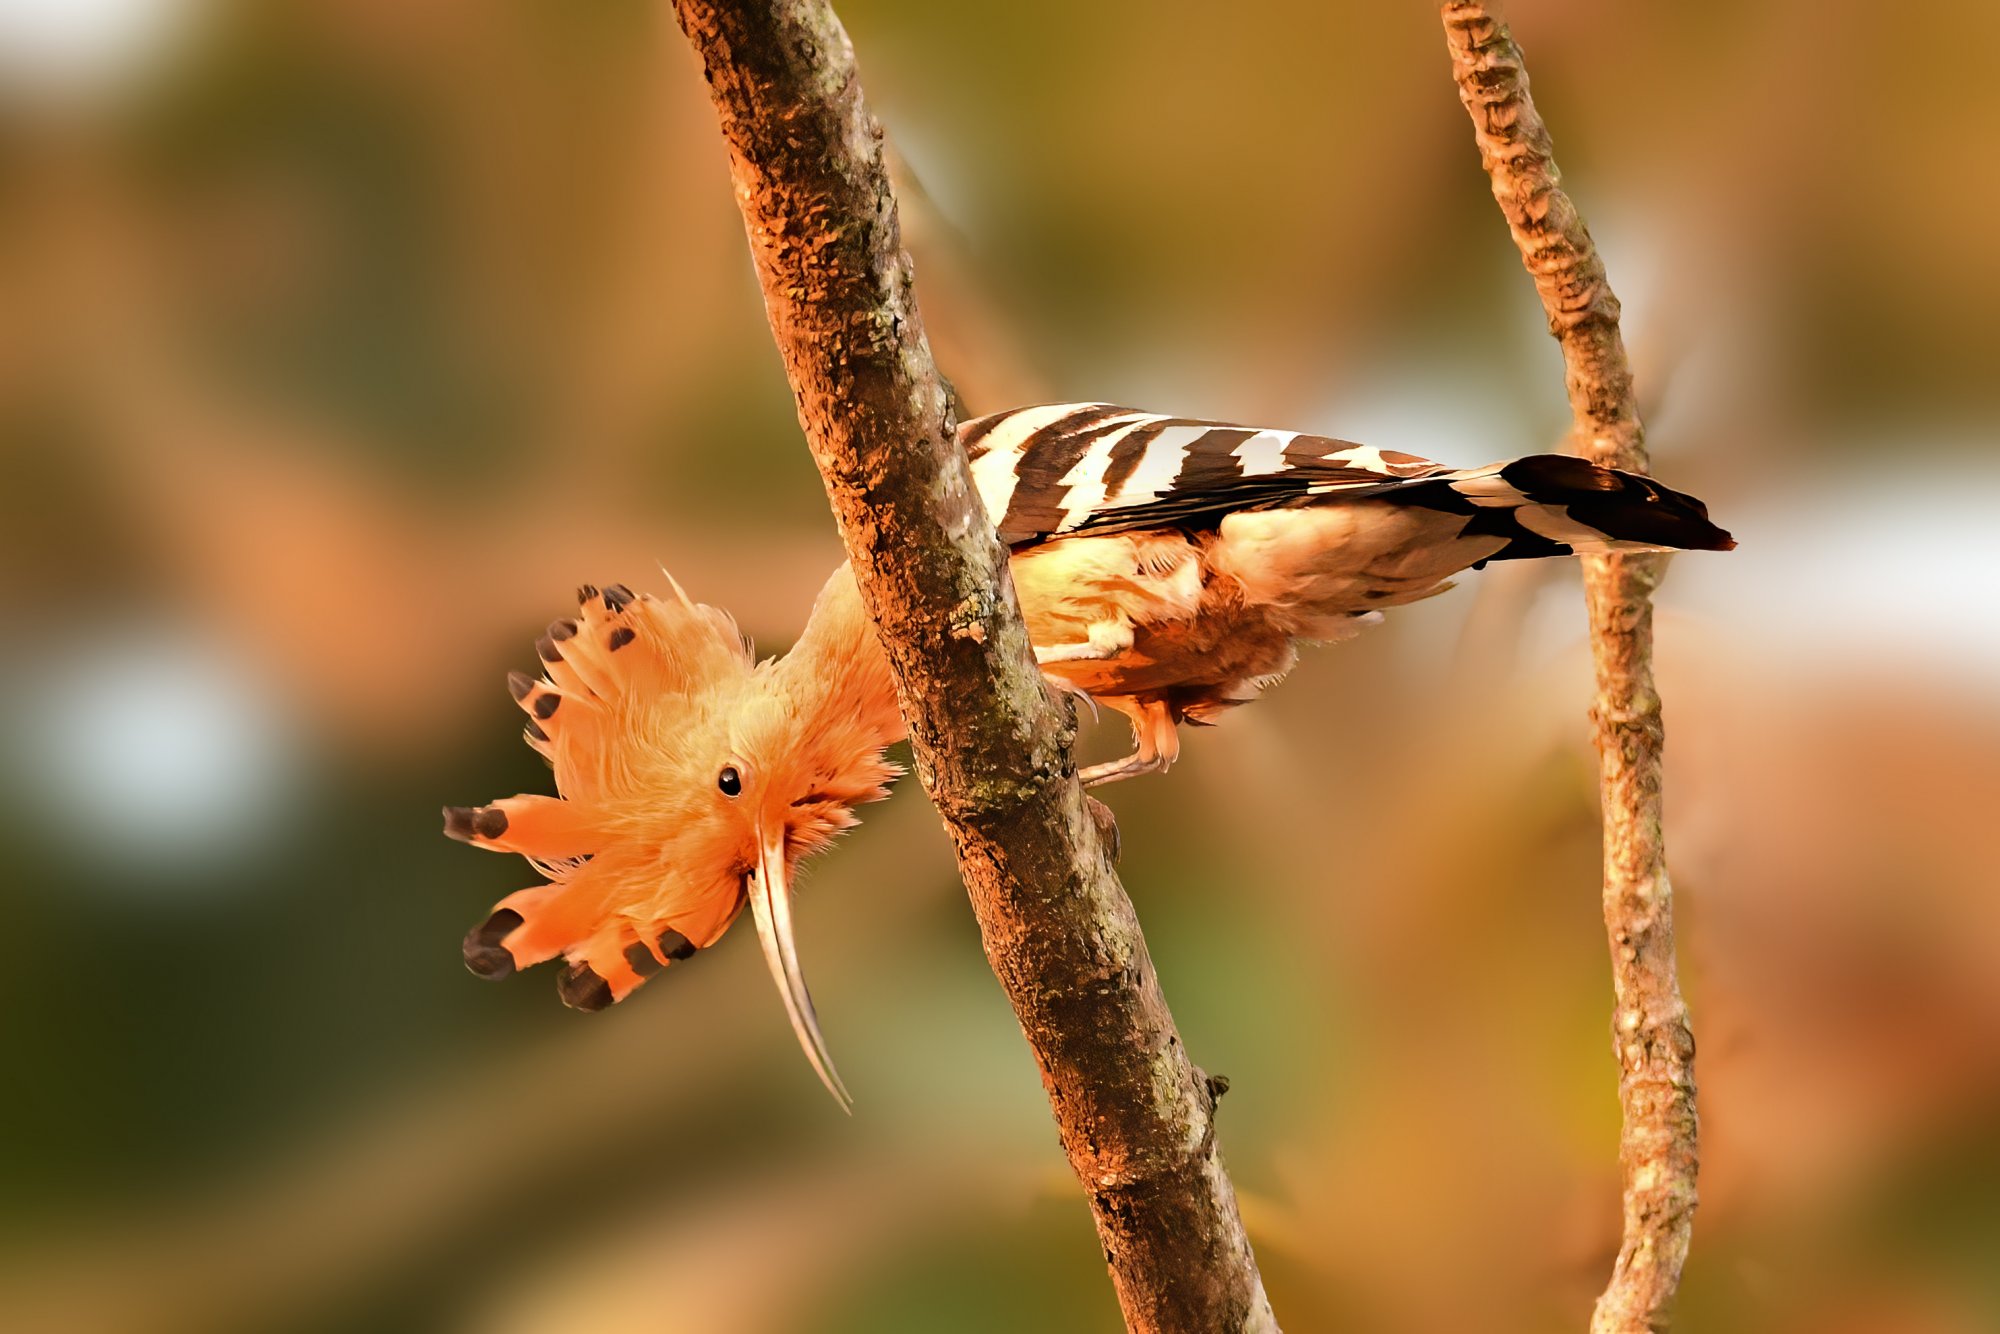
[1423,454,1735,561]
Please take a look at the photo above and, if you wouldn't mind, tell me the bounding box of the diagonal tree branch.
[668,2,1276,1329]
[1440,6,1700,1331]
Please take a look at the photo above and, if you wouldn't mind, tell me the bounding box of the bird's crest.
[444,569,904,1109]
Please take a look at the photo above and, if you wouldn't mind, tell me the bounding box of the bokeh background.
[2,1,1996,1331]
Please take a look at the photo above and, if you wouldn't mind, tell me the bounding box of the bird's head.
[445,565,903,1109]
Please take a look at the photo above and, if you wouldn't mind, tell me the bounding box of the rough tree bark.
[668,2,1277,1330]
[1441,6,1700,1331]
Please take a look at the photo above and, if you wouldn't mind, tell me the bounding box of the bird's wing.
[961,403,1454,547]
[960,403,1734,558]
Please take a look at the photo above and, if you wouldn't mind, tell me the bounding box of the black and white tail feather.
[963,402,1734,558]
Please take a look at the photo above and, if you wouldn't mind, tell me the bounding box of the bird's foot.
[1078,749,1170,788]
[1035,642,1110,665]
[1033,622,1134,666]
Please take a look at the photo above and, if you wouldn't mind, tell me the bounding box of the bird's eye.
[717,766,742,798]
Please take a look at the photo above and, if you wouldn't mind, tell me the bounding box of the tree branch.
[668,2,1276,1328]
[1440,6,1699,1331]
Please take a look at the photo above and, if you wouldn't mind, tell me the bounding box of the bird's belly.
[1008,532,1204,644]
[1010,506,1498,715]
[1041,602,1299,711]
[1209,501,1504,633]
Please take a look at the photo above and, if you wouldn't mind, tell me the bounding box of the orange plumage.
[447,402,1733,1106]
[446,569,903,1107]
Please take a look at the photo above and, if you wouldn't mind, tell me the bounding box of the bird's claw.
[1042,671,1100,723]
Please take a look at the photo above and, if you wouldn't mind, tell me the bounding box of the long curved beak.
[747,823,853,1112]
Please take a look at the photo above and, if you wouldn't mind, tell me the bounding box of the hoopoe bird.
[446,403,1733,1106]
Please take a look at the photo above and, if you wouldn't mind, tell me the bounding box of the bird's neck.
[781,561,906,748]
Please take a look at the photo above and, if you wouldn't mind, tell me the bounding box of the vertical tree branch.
[668,2,1276,1329]
[1440,6,1699,1331]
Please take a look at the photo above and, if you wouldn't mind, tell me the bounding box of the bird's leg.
[1079,699,1179,787]
[1033,618,1134,665]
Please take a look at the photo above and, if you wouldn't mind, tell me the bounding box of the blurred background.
[1,1,1995,1331]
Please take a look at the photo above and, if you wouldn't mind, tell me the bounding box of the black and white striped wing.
[962,403,1452,546]
[960,402,1734,558]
